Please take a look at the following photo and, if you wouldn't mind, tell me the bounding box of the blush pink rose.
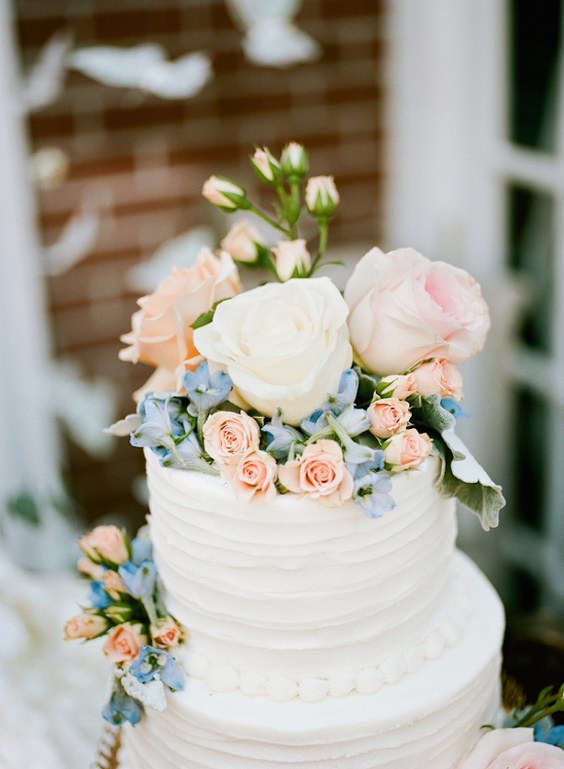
[377,373,417,400]
[458,728,564,769]
[152,617,183,649]
[103,623,147,664]
[77,556,106,580]
[64,612,108,640]
[367,398,411,439]
[344,247,490,375]
[221,448,278,501]
[119,248,241,394]
[203,410,260,464]
[384,428,432,472]
[413,358,463,399]
[278,439,354,507]
[78,525,129,565]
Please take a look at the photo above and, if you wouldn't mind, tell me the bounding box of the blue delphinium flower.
[534,718,564,748]
[131,395,185,450]
[102,680,144,727]
[161,430,215,473]
[322,369,358,415]
[441,398,469,419]
[300,408,327,437]
[88,580,115,610]
[353,471,396,519]
[118,560,156,600]
[130,535,153,566]
[129,645,185,692]
[182,361,232,411]
[262,410,303,460]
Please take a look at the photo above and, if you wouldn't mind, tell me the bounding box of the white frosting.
[121,554,504,769]
[119,451,505,769]
[146,450,461,694]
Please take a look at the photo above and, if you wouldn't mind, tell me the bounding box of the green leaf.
[6,490,41,527]
[190,298,229,330]
[417,393,456,433]
[353,365,380,407]
[437,429,505,530]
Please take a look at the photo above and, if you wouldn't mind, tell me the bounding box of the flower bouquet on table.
[112,141,504,526]
[64,525,185,726]
[457,683,564,767]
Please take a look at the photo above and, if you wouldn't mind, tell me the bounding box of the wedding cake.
[66,144,508,769]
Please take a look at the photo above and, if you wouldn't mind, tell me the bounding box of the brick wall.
[14,0,388,527]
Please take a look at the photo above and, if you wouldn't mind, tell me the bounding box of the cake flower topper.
[64,525,185,726]
[112,141,505,529]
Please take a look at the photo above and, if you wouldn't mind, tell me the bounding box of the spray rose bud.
[65,612,109,640]
[280,142,309,180]
[250,147,281,185]
[272,239,312,281]
[202,175,249,211]
[305,175,339,218]
[221,220,265,264]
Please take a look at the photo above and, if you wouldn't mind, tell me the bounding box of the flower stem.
[311,217,329,271]
[248,203,292,236]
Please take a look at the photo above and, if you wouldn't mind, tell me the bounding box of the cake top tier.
[113,141,504,530]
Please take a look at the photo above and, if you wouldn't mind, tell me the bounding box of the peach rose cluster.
[344,247,490,376]
[458,728,564,769]
[120,248,241,399]
[203,410,277,501]
[279,440,354,507]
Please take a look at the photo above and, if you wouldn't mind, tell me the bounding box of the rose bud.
[305,176,339,218]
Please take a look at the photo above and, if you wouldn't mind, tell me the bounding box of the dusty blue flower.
[263,410,303,459]
[118,561,156,600]
[161,431,215,473]
[129,645,185,692]
[88,580,114,609]
[131,536,153,566]
[182,361,232,411]
[353,472,395,519]
[322,369,358,415]
[335,403,370,437]
[300,409,327,437]
[131,396,185,450]
[102,680,143,727]
[440,398,469,419]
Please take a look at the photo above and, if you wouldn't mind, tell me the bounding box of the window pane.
[508,0,562,152]
[511,388,547,532]
[506,185,555,352]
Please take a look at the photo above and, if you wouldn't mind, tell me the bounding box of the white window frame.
[386,0,564,609]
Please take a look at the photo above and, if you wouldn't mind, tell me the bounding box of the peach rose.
[203,410,260,464]
[221,219,265,264]
[152,617,182,649]
[104,570,126,599]
[64,612,108,640]
[412,358,463,399]
[272,239,311,281]
[77,556,106,580]
[119,248,241,393]
[278,439,354,507]
[377,373,417,400]
[103,623,147,665]
[78,525,129,565]
[384,429,432,471]
[221,448,277,502]
[458,728,564,769]
[344,247,490,375]
[367,398,411,439]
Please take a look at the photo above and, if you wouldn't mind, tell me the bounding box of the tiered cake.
[119,451,503,769]
[67,144,508,769]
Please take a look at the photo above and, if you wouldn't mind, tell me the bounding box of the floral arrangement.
[112,142,505,527]
[457,683,564,768]
[64,525,184,726]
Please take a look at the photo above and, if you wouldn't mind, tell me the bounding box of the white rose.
[193,278,352,425]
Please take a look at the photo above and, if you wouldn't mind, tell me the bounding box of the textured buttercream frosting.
[146,450,464,696]
[121,451,505,769]
[121,554,504,769]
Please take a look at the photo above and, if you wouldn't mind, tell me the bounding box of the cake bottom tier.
[121,554,504,769]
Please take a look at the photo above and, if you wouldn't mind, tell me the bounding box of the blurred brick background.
[14,0,388,527]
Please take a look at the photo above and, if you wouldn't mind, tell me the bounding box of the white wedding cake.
[66,144,507,769]
[119,451,503,769]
